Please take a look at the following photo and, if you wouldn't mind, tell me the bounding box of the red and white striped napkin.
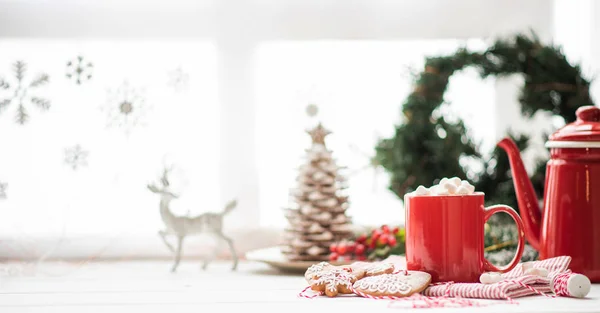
[421,256,572,300]
[298,255,574,308]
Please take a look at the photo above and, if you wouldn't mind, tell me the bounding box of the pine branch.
[0,99,10,111]
[31,97,50,110]
[0,78,9,89]
[13,61,26,83]
[29,74,49,88]
[16,104,28,124]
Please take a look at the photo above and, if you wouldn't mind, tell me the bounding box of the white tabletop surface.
[0,260,598,313]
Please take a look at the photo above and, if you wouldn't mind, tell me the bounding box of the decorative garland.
[374,32,593,256]
[375,32,592,209]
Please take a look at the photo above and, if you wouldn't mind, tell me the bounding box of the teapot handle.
[482,205,525,273]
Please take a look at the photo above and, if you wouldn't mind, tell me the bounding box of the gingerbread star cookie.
[352,271,431,298]
[311,267,366,297]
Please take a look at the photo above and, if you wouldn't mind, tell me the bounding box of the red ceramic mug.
[404,192,525,283]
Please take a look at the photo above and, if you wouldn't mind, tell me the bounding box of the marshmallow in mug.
[413,177,476,196]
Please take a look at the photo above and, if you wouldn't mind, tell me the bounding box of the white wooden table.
[0,260,598,313]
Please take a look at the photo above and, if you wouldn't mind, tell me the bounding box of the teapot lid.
[546,105,600,148]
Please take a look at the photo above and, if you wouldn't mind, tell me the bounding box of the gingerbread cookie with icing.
[352,271,431,298]
[363,262,395,276]
[347,261,394,276]
[311,267,366,297]
[304,262,335,283]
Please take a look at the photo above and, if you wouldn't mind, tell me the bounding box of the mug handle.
[482,205,525,273]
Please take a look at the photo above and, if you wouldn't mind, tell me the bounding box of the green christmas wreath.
[374,32,593,261]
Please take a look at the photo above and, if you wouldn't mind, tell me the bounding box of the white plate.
[245,246,349,273]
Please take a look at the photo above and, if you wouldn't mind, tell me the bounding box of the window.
[0,40,219,237]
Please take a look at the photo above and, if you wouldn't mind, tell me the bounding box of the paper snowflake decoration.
[64,144,89,170]
[167,67,189,92]
[295,84,330,118]
[102,80,149,134]
[0,61,50,124]
[0,181,7,199]
[306,103,319,117]
[66,56,93,85]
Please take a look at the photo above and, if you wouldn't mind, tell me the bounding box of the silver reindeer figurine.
[148,168,239,272]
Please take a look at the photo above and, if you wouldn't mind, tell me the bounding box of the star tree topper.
[307,123,332,146]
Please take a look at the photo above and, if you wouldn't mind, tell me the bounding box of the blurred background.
[0,0,597,263]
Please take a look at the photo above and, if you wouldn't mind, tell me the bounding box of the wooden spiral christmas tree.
[282,123,354,261]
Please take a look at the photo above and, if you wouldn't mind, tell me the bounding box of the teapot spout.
[497,138,542,251]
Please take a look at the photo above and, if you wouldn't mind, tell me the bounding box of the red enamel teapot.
[498,105,600,282]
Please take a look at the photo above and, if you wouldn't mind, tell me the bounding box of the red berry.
[382,225,390,234]
[392,227,399,234]
[356,255,367,261]
[356,234,367,244]
[329,243,338,253]
[371,230,381,242]
[388,235,397,247]
[329,252,339,261]
[346,242,356,253]
[378,235,388,246]
[337,244,348,255]
[369,239,377,249]
[355,244,366,255]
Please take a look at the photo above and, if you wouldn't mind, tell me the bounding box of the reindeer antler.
[160,167,171,187]
[148,165,174,193]
[159,156,177,187]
